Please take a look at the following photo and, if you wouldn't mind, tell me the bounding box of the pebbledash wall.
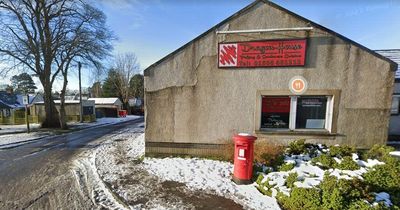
[144,0,398,156]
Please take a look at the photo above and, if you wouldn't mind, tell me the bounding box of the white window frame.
[261,95,334,133]
[391,95,400,115]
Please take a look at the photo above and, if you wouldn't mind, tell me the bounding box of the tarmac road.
[0,117,243,210]
[0,117,144,209]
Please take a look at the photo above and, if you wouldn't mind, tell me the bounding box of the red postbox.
[232,133,257,184]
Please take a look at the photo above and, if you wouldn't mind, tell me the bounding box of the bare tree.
[113,53,140,112]
[0,0,113,128]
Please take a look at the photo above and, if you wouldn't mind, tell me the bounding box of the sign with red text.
[218,39,307,68]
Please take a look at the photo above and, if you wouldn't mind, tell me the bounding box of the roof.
[34,100,80,104]
[88,98,122,105]
[375,49,400,81]
[0,91,21,109]
[144,0,397,74]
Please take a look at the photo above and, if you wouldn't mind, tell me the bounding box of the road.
[0,117,243,210]
[0,118,144,209]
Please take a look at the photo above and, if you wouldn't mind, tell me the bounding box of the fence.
[0,110,95,125]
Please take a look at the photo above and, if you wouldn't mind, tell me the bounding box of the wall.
[144,2,395,155]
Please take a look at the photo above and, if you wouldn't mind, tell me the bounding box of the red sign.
[218,39,307,68]
[262,97,291,113]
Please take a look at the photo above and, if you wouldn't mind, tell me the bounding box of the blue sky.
[2,0,400,90]
[98,0,400,73]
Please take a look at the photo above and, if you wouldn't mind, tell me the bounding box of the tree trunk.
[59,72,69,130]
[40,79,60,128]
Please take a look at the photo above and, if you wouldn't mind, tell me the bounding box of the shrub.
[256,176,275,197]
[363,163,400,206]
[347,200,374,210]
[278,162,295,172]
[311,154,335,169]
[277,187,321,210]
[285,172,298,188]
[320,175,370,209]
[329,145,356,158]
[254,141,285,169]
[334,156,360,170]
[287,139,307,155]
[363,144,395,162]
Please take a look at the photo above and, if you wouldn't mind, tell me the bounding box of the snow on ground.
[68,115,141,129]
[144,157,281,209]
[0,123,41,134]
[0,131,52,149]
[0,116,141,149]
[72,127,399,209]
[73,124,281,209]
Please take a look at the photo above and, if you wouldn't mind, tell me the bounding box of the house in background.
[0,91,44,124]
[376,49,400,141]
[89,98,123,118]
[31,100,96,122]
[128,97,144,115]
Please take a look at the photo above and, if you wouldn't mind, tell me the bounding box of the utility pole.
[78,62,83,123]
[23,94,30,133]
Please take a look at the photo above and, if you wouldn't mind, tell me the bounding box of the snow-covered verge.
[68,115,141,129]
[0,123,41,134]
[144,158,281,209]
[71,127,400,210]
[72,124,144,210]
[0,116,141,149]
[72,124,281,209]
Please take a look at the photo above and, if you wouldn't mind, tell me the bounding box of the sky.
[1,0,400,91]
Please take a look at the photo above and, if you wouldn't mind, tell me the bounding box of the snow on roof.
[376,49,400,79]
[88,98,122,105]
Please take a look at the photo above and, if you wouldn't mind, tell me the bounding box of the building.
[0,91,44,125]
[89,98,123,118]
[376,49,400,141]
[144,0,398,156]
[31,100,96,122]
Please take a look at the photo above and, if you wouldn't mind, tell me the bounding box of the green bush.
[320,175,371,209]
[278,162,295,172]
[277,187,321,210]
[287,139,307,155]
[329,145,356,158]
[363,163,400,206]
[363,144,396,162]
[255,173,264,186]
[285,172,298,188]
[259,153,285,170]
[347,200,374,210]
[334,156,360,170]
[256,176,275,197]
[311,154,335,169]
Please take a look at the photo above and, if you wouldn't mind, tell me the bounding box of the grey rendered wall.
[144,2,395,151]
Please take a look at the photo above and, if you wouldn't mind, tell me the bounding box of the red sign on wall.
[262,97,291,113]
[218,39,307,68]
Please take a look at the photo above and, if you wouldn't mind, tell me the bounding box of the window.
[391,95,400,115]
[261,97,290,129]
[261,95,333,132]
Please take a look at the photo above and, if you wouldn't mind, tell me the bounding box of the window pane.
[261,97,290,129]
[296,96,327,129]
[391,96,399,114]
